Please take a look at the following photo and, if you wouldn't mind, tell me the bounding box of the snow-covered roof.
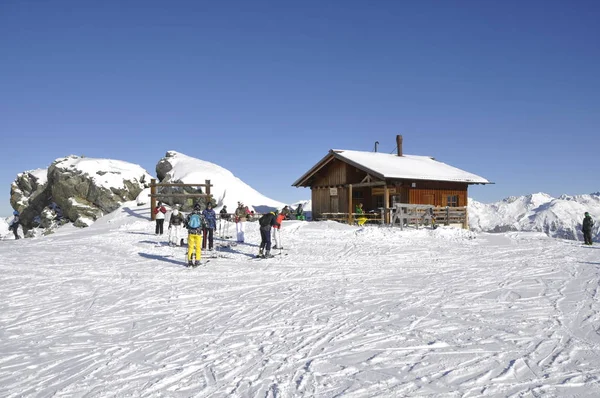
[293,149,491,186]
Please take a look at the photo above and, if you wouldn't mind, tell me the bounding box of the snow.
[332,150,491,184]
[1,201,600,396]
[23,168,48,186]
[469,193,599,241]
[160,151,286,212]
[54,156,151,190]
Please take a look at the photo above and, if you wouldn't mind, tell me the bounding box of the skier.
[295,203,305,220]
[272,209,286,249]
[168,207,185,246]
[281,205,291,220]
[202,202,217,250]
[355,203,368,226]
[582,212,594,245]
[234,201,250,243]
[154,201,167,235]
[185,203,204,267]
[219,205,231,238]
[8,210,20,240]
[257,210,280,258]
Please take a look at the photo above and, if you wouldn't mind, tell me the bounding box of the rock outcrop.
[10,155,152,234]
[154,151,208,212]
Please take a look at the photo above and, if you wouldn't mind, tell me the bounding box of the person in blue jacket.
[202,202,217,250]
[9,210,21,240]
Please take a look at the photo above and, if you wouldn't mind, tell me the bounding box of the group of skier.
[152,201,297,267]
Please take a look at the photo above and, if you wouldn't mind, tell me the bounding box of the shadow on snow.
[138,252,185,267]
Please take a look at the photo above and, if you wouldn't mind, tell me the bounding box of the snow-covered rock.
[9,155,152,234]
[155,151,285,213]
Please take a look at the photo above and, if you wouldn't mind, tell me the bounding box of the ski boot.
[264,250,274,259]
[257,249,264,258]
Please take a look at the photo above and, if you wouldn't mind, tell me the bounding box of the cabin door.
[330,196,339,213]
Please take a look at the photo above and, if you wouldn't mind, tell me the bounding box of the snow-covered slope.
[157,151,286,213]
[1,200,599,396]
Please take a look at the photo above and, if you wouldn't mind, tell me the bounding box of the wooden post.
[446,206,450,226]
[150,179,157,221]
[348,184,353,225]
[463,206,468,229]
[205,179,212,204]
[384,185,389,224]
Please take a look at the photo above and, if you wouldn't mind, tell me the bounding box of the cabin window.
[352,191,364,199]
[374,195,384,209]
[447,195,459,207]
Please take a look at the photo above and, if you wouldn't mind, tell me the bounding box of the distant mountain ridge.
[468,192,599,242]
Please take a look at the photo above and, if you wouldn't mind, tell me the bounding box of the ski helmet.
[13,210,19,216]
[585,212,590,216]
[194,203,201,211]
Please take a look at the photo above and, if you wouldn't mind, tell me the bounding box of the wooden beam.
[150,178,157,221]
[384,185,389,224]
[351,181,386,188]
[360,174,373,184]
[348,184,353,225]
[205,179,212,204]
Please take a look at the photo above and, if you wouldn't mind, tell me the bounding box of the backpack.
[188,213,202,229]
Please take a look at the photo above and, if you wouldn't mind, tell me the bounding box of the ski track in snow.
[1,208,600,397]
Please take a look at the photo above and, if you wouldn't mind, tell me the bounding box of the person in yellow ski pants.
[185,203,204,267]
[355,203,368,226]
[187,233,202,265]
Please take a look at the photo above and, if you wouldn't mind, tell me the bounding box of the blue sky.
[2,0,599,216]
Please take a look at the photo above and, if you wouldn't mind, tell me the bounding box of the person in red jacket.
[272,210,286,249]
[154,201,167,235]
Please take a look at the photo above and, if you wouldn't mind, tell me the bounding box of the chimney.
[396,135,403,156]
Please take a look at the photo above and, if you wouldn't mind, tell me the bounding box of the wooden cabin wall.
[312,159,347,187]
[379,180,469,207]
[311,186,350,218]
[408,188,467,207]
[345,164,365,184]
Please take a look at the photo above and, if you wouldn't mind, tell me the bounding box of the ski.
[185,259,210,267]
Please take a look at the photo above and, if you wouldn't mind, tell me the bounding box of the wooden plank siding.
[409,188,467,207]
[312,186,350,217]
[312,159,347,187]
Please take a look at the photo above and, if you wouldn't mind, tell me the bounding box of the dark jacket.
[220,208,230,221]
[202,208,217,229]
[9,215,20,228]
[583,215,594,232]
[169,211,185,227]
[259,212,280,230]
